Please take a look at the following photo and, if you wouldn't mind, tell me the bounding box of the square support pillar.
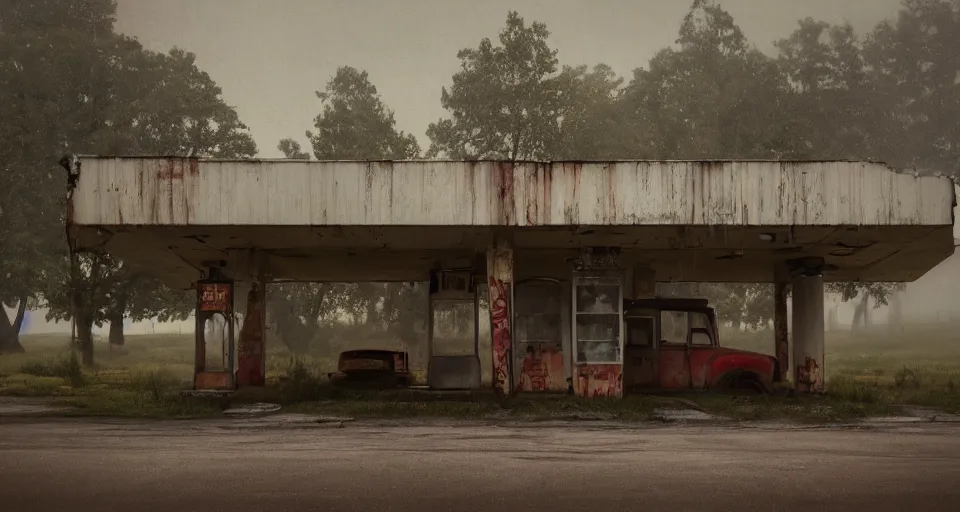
[486,238,514,397]
[791,273,824,393]
[236,280,267,387]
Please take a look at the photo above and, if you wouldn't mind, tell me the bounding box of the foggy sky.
[115,0,904,158]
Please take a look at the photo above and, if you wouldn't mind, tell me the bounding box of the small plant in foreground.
[894,366,923,389]
[130,370,179,405]
[278,358,330,403]
[829,375,886,405]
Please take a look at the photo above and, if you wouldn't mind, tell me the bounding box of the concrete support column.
[791,272,824,393]
[773,281,790,382]
[236,280,266,387]
[486,238,514,397]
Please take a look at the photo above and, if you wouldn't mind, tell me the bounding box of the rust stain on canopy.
[66,158,955,228]
[61,157,958,288]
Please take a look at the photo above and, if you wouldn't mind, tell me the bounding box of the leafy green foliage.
[0,0,123,351]
[862,0,960,173]
[427,11,562,160]
[0,0,255,361]
[277,139,310,159]
[553,64,626,159]
[302,66,419,160]
[621,0,795,159]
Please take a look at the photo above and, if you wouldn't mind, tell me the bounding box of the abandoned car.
[621,297,779,394]
[327,349,413,388]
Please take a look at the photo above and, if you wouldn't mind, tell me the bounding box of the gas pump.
[427,268,481,389]
[194,268,236,391]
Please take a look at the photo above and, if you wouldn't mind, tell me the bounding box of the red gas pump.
[194,269,236,391]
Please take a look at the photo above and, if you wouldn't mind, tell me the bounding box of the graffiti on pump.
[517,342,565,392]
[575,364,622,398]
[489,276,512,396]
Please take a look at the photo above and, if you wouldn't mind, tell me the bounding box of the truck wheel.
[718,373,768,395]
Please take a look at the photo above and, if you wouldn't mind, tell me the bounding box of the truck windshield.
[659,310,712,346]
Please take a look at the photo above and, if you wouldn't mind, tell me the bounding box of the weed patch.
[20,352,86,387]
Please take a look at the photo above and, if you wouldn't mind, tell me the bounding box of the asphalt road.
[1,415,959,512]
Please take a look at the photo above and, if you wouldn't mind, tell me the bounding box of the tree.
[266,282,359,354]
[621,0,796,159]
[0,0,124,353]
[427,11,563,160]
[775,19,874,160]
[278,139,310,159]
[826,282,905,330]
[862,0,960,174]
[301,66,419,160]
[2,0,257,364]
[109,274,193,348]
[552,64,627,159]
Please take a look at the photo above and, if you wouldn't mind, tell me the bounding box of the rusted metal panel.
[70,158,954,228]
[236,282,266,387]
[194,371,234,391]
[516,343,566,392]
[574,364,622,398]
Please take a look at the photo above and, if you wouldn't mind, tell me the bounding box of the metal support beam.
[486,238,514,397]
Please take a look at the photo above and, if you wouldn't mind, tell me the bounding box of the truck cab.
[623,297,779,394]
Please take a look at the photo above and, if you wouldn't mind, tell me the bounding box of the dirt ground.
[2,413,960,511]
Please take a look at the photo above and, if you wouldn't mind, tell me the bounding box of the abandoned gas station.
[63,157,956,397]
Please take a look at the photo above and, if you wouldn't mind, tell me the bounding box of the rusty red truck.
[622,298,780,394]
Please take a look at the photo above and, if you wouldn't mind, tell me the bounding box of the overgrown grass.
[19,352,87,388]
[3,322,960,421]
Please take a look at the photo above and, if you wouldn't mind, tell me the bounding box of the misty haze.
[2,1,960,511]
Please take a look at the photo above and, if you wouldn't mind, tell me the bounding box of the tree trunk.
[0,296,27,353]
[889,292,903,329]
[862,294,871,328]
[76,314,95,367]
[108,312,125,347]
[851,294,868,332]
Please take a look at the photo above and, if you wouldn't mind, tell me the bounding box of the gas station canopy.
[65,157,956,288]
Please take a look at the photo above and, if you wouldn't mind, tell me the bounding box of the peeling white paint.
[71,159,954,228]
